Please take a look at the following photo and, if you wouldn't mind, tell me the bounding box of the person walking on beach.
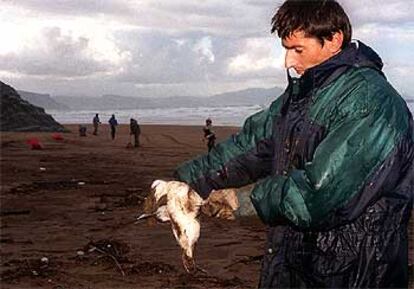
[108,114,118,140]
[202,118,216,152]
[174,1,414,288]
[92,113,101,135]
[130,118,141,147]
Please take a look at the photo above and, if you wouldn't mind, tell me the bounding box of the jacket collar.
[287,40,384,99]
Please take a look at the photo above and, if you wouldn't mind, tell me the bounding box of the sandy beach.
[1,124,267,289]
[1,124,413,288]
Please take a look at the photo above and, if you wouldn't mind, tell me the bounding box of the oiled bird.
[137,180,203,273]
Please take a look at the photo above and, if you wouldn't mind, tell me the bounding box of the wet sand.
[1,124,266,289]
[1,124,412,288]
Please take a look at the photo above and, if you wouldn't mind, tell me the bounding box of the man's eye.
[295,49,303,54]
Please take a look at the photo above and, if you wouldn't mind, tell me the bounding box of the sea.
[47,101,414,127]
[47,105,266,127]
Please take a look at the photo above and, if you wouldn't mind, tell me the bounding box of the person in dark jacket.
[130,118,141,147]
[92,113,101,135]
[203,118,216,152]
[174,1,414,288]
[108,114,118,140]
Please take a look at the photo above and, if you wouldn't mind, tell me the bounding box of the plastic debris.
[26,138,43,150]
[41,257,49,263]
[51,133,64,141]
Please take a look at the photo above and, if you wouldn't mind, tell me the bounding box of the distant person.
[108,114,118,140]
[92,113,101,135]
[202,118,216,152]
[130,118,141,147]
[78,125,87,137]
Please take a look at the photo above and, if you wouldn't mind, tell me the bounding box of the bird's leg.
[182,250,196,274]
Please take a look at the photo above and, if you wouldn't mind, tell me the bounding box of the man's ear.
[328,31,344,54]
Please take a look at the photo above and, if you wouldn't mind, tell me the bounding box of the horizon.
[17,85,284,99]
[15,84,414,100]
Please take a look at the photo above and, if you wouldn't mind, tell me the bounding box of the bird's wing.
[155,205,170,222]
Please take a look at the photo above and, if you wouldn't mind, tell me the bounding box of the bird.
[137,180,203,273]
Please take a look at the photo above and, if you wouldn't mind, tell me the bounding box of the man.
[92,113,101,135]
[174,0,413,288]
[130,118,141,147]
[203,118,216,152]
[108,114,118,140]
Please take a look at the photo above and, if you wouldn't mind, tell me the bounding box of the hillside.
[53,87,284,110]
[18,90,69,110]
[0,81,65,132]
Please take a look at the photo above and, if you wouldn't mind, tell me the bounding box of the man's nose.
[284,50,297,69]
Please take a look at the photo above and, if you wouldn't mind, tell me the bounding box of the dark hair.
[271,0,352,48]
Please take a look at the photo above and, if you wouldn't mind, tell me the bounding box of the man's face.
[282,30,341,75]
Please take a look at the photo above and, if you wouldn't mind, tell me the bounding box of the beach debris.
[31,270,39,276]
[1,258,57,281]
[26,138,43,150]
[51,133,64,141]
[77,181,86,186]
[84,239,129,276]
[139,180,203,273]
[39,167,46,172]
[40,257,49,264]
[77,250,85,256]
[79,125,87,136]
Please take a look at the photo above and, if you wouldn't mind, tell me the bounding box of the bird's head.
[151,179,168,202]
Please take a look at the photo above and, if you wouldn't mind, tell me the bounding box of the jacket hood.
[315,40,383,72]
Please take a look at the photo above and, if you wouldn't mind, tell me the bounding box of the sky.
[0,0,413,98]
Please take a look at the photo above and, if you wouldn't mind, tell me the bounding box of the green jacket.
[175,41,413,287]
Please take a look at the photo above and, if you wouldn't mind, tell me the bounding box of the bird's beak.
[136,213,155,221]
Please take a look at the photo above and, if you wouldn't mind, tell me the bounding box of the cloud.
[110,31,213,84]
[227,37,284,76]
[0,26,128,78]
[3,0,133,18]
[4,0,275,37]
[193,36,215,64]
[340,0,414,26]
[384,62,414,98]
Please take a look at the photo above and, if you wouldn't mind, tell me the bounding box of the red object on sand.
[26,138,43,150]
[52,133,64,141]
